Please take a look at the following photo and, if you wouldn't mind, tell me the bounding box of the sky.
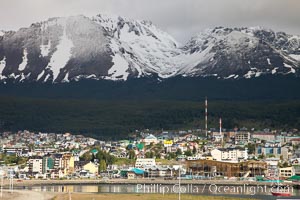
[0,0,299,43]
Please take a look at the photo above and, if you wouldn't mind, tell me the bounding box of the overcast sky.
[1,0,299,42]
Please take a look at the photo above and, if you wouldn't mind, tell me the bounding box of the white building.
[135,158,156,168]
[212,132,224,142]
[211,148,248,162]
[28,156,43,174]
[279,167,295,178]
[142,134,158,145]
[265,158,280,177]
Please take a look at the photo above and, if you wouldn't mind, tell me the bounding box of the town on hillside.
[0,128,300,182]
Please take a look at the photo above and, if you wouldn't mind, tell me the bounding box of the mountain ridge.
[0,14,299,83]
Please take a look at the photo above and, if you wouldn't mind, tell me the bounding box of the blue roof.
[131,168,145,175]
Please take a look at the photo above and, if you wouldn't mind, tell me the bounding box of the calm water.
[15,184,300,200]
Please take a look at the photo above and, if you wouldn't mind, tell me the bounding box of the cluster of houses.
[0,128,300,180]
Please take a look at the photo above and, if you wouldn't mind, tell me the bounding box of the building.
[28,156,43,174]
[235,132,250,144]
[279,167,295,178]
[42,156,54,174]
[62,153,75,175]
[252,133,275,141]
[52,153,63,169]
[186,159,267,177]
[211,148,248,162]
[256,141,282,158]
[145,166,174,178]
[135,158,156,168]
[83,162,99,174]
[264,158,280,177]
[277,136,300,144]
[291,138,300,146]
[292,160,300,176]
[126,168,145,179]
[211,132,223,142]
[163,140,173,147]
[142,134,158,145]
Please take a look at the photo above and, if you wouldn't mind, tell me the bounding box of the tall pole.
[219,118,222,135]
[178,168,181,200]
[1,174,3,198]
[220,118,223,144]
[205,97,208,138]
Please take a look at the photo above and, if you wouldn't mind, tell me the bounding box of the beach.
[0,190,56,200]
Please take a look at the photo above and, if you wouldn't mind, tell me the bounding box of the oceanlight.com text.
[136,184,293,195]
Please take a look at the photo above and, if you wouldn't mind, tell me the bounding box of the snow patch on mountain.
[272,67,278,74]
[44,74,51,82]
[46,23,73,81]
[0,57,6,79]
[18,49,28,71]
[62,72,69,82]
[284,63,296,73]
[289,54,300,62]
[108,54,129,80]
[225,74,236,79]
[40,40,51,57]
[0,31,4,37]
[177,40,215,75]
[244,71,256,78]
[255,71,262,77]
[37,70,45,80]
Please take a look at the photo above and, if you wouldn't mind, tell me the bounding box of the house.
[127,168,145,179]
[142,134,158,145]
[135,158,156,168]
[50,169,64,179]
[83,162,99,175]
[163,140,173,147]
[181,134,198,142]
[145,166,174,178]
[291,138,300,146]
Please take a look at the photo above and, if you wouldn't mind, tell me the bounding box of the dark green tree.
[192,146,197,155]
[99,160,107,172]
[128,150,136,159]
[176,148,182,156]
[184,150,192,157]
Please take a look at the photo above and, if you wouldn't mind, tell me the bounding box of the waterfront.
[8,184,300,199]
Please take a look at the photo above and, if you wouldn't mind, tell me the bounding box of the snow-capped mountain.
[179,27,300,78]
[0,15,299,83]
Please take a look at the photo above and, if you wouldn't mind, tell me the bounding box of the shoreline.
[2,178,293,187]
[0,189,57,200]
